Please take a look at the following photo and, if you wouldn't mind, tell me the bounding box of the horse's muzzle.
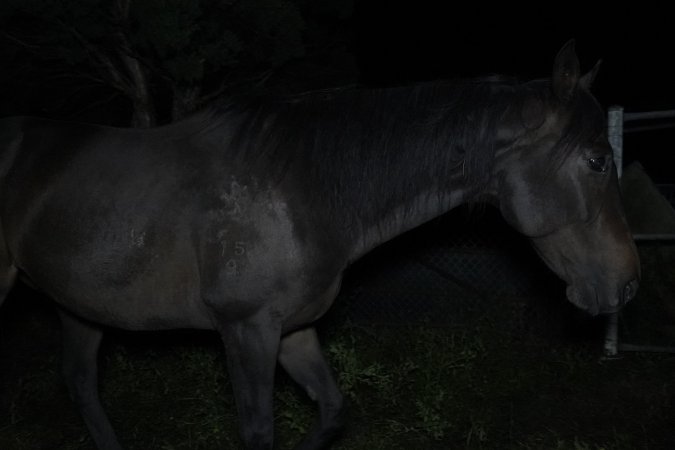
[600,278,639,315]
[567,277,640,316]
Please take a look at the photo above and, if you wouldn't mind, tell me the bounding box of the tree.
[1,0,345,127]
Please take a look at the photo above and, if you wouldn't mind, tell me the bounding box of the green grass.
[1,245,675,449]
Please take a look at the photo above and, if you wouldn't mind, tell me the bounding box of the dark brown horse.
[0,41,639,449]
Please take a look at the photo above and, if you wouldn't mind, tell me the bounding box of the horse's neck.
[347,184,472,262]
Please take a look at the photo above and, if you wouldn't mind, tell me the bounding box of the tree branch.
[109,0,156,127]
[1,31,43,51]
[53,17,134,95]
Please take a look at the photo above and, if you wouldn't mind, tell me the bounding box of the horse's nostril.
[623,279,639,304]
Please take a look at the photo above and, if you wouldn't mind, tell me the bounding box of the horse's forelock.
[547,89,607,174]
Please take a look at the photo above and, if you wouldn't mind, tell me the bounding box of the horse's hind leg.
[58,309,122,450]
[278,327,345,450]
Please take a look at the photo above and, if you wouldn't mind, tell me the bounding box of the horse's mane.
[199,78,557,229]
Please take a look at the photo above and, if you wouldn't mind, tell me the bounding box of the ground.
[0,244,674,450]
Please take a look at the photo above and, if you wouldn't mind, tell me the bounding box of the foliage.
[2,297,675,449]
[0,0,354,125]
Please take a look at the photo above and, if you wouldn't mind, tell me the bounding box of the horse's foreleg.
[58,309,123,450]
[218,313,281,450]
[279,327,345,450]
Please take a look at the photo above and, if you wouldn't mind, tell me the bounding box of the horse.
[0,41,640,449]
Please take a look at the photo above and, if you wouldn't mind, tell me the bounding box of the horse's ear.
[552,39,580,102]
[579,59,602,90]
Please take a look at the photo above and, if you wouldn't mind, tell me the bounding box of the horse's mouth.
[566,284,611,316]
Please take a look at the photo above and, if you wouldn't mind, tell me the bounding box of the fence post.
[608,106,624,178]
[604,106,624,357]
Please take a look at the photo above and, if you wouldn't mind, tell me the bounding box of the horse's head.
[495,41,640,315]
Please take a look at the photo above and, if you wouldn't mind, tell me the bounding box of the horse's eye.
[588,156,608,173]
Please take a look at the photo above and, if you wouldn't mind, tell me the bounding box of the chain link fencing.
[332,195,675,351]
[334,206,566,329]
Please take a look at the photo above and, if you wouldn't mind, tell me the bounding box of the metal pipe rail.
[624,109,675,122]
[625,109,675,134]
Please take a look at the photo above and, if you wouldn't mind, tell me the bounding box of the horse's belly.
[30,267,214,331]
[76,267,213,331]
[15,229,215,331]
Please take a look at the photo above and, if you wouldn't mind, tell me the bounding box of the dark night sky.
[353,3,675,182]
[354,3,675,110]
[2,2,674,179]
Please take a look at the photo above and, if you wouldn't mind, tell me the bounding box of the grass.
[1,244,674,449]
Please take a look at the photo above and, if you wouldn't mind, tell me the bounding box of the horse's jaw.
[529,221,640,317]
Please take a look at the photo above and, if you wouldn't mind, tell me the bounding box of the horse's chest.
[200,183,302,288]
[197,182,340,324]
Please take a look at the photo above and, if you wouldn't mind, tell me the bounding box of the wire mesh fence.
[335,206,564,327]
[329,191,675,352]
